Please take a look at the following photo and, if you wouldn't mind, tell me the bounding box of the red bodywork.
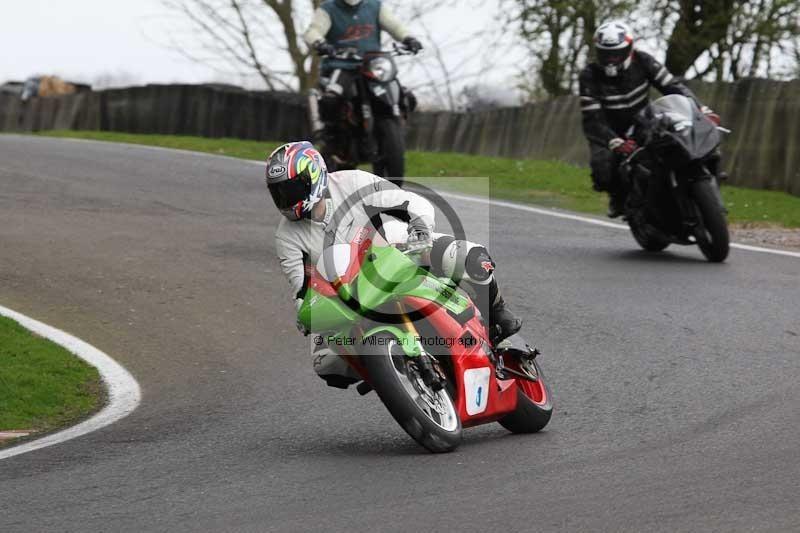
[401,295,520,427]
[308,238,547,429]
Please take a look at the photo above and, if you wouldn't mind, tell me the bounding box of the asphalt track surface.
[1,135,798,532]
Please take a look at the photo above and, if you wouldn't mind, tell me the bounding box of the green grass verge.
[0,315,103,439]
[32,130,800,228]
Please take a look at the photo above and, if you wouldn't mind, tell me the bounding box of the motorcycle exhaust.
[307,89,324,133]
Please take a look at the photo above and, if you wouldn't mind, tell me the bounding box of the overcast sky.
[0,0,216,85]
[0,0,519,103]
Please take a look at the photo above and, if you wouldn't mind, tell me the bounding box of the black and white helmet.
[594,21,634,77]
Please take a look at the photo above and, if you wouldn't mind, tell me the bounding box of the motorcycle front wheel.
[361,333,462,453]
[373,117,405,186]
[692,180,730,262]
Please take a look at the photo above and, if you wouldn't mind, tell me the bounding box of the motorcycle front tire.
[373,117,405,186]
[692,179,730,262]
[361,333,462,453]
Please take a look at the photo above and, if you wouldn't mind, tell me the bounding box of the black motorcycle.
[620,94,730,262]
[308,45,416,186]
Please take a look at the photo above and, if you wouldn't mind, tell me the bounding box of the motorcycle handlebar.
[320,43,415,60]
[621,146,645,166]
[393,241,432,255]
[620,123,731,169]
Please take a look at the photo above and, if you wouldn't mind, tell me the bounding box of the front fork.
[673,168,726,232]
[671,171,700,227]
[396,302,444,391]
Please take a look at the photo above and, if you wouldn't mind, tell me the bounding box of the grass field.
[0,315,103,441]
[33,130,800,228]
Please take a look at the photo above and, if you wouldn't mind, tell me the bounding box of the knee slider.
[464,246,495,284]
[431,237,494,285]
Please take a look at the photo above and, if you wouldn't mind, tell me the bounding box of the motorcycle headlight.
[367,57,396,82]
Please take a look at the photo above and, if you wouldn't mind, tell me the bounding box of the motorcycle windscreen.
[651,95,721,160]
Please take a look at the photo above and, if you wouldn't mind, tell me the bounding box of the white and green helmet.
[266,141,329,221]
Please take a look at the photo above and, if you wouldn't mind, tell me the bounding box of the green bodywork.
[297,245,470,357]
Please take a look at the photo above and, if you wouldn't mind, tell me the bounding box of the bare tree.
[658,0,737,76]
[396,0,517,110]
[640,0,800,80]
[161,0,320,91]
[507,0,799,99]
[160,0,508,108]
[507,0,635,99]
[705,0,799,80]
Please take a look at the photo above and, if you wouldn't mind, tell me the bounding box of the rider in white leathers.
[267,142,521,385]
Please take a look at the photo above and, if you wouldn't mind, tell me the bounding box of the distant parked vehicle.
[620,94,730,262]
[16,76,91,101]
[308,44,417,186]
[0,81,24,96]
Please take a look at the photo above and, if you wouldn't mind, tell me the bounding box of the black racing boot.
[467,278,523,345]
[607,192,625,218]
[489,296,522,345]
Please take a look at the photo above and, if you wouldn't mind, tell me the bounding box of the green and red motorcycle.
[298,227,553,453]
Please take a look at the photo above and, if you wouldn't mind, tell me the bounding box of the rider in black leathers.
[579,20,720,218]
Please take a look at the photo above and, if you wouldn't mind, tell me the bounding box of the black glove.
[608,137,638,156]
[700,105,721,126]
[402,36,423,55]
[313,40,336,57]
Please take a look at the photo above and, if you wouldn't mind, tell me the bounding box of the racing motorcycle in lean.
[298,227,553,453]
[308,45,416,185]
[620,94,730,262]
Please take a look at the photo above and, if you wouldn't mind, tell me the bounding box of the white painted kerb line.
[438,190,800,259]
[22,139,799,260]
[0,305,141,461]
[245,158,800,259]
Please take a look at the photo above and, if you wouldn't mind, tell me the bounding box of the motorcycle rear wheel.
[361,333,462,453]
[498,356,553,434]
[692,180,730,263]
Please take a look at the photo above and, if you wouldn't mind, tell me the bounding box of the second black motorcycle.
[309,45,416,186]
[620,94,730,262]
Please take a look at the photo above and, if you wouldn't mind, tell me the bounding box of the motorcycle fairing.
[405,295,519,427]
[297,238,522,424]
[635,95,721,165]
[298,241,472,349]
